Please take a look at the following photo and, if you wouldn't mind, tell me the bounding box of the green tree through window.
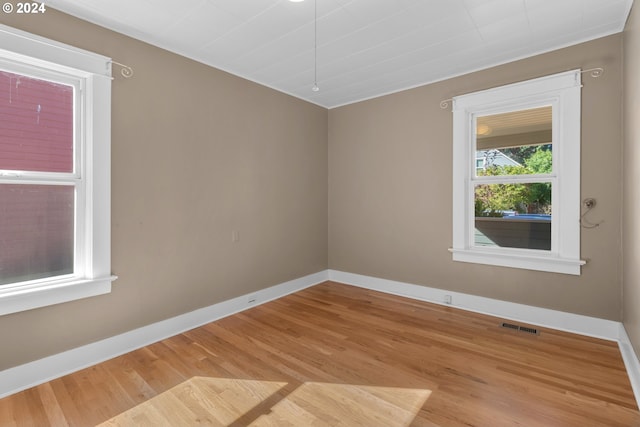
[475,145,552,216]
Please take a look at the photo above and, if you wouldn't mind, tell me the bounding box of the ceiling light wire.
[312,0,319,92]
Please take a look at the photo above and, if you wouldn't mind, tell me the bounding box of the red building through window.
[0,70,75,285]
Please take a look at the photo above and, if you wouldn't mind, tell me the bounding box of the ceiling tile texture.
[44,0,633,108]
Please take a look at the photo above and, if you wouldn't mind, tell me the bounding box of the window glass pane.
[475,106,552,178]
[0,184,74,285]
[474,183,552,250]
[0,70,74,173]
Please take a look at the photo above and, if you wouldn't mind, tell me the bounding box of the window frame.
[0,24,116,315]
[450,70,585,275]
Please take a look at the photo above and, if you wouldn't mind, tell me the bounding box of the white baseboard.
[328,270,620,340]
[3,268,639,410]
[618,324,640,407]
[328,269,640,408]
[0,270,329,399]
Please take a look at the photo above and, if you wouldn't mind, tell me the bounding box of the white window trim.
[450,70,586,275]
[0,24,116,316]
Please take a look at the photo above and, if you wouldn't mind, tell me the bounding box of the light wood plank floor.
[1,281,638,426]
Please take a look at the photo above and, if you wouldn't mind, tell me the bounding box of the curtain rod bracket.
[440,98,452,110]
[581,67,604,78]
[111,61,134,79]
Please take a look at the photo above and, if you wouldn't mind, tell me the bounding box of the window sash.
[0,182,77,286]
[471,180,554,252]
[0,178,86,284]
[0,64,85,287]
[0,59,83,179]
[471,175,555,184]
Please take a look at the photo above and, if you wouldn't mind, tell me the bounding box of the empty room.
[1,0,640,425]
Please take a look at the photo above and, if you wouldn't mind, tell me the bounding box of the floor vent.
[501,322,539,335]
[501,322,520,330]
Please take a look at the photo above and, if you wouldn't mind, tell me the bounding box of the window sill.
[449,248,585,275]
[0,275,117,316]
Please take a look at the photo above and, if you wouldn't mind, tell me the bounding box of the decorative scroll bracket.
[111,61,134,79]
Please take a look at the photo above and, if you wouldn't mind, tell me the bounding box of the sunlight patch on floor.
[250,381,432,427]
[98,377,431,427]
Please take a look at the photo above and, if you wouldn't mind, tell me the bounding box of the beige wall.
[0,10,328,370]
[329,35,623,320]
[624,4,640,355]
[0,8,630,372]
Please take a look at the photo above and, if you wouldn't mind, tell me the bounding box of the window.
[0,24,115,315]
[450,70,585,275]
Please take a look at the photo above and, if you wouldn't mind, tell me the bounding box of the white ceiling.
[44,0,633,108]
